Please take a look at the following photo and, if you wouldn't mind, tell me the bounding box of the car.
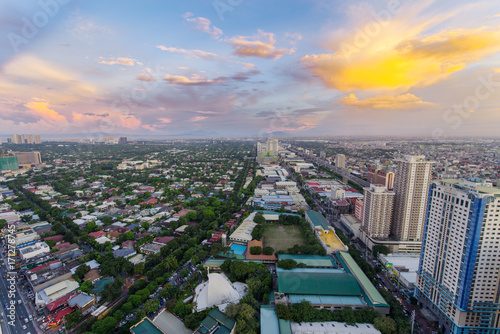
[18,299,22,304]
[22,325,27,330]
[29,315,33,320]
[24,318,29,323]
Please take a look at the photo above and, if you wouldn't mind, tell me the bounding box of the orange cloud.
[24,99,66,122]
[156,46,218,61]
[183,13,222,39]
[98,57,140,66]
[335,93,436,110]
[163,73,225,85]
[228,30,294,60]
[190,116,207,122]
[136,73,157,82]
[302,26,500,92]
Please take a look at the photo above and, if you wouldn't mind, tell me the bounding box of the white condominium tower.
[416,179,500,333]
[392,155,433,241]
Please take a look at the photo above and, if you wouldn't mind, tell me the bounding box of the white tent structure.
[194,273,245,311]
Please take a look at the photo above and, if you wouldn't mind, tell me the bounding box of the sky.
[0,0,500,139]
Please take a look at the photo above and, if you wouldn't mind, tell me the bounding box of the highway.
[290,148,370,188]
[0,250,39,334]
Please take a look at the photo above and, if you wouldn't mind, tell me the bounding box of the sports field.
[262,225,306,252]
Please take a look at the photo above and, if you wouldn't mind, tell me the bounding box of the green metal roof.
[279,319,292,334]
[130,317,164,334]
[278,254,337,268]
[277,269,361,296]
[254,210,301,217]
[306,210,329,230]
[200,309,236,334]
[260,306,280,334]
[337,252,389,307]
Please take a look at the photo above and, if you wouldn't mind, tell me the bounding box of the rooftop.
[306,210,330,230]
[277,268,361,296]
[130,317,165,334]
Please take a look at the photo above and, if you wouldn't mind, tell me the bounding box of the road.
[289,148,370,188]
[0,250,39,334]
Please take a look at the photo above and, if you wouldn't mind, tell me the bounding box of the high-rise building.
[11,134,22,144]
[267,139,278,154]
[362,184,395,238]
[367,168,395,190]
[335,154,346,168]
[392,155,433,241]
[119,137,128,144]
[354,198,363,221]
[26,134,33,144]
[34,135,41,144]
[416,179,500,333]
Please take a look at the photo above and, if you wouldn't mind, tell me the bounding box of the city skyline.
[1,1,500,138]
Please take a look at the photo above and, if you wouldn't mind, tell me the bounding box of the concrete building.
[13,228,40,249]
[367,168,395,190]
[34,135,41,144]
[0,156,19,170]
[15,151,42,166]
[335,154,346,168]
[19,242,50,260]
[26,134,33,144]
[267,138,279,154]
[354,198,363,221]
[416,179,500,333]
[362,185,395,239]
[392,155,433,242]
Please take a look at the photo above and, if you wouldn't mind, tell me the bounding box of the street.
[0,252,39,334]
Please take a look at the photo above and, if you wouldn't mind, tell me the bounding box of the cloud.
[156,45,218,61]
[24,98,66,123]
[98,57,140,66]
[163,73,225,85]
[190,116,208,122]
[183,13,223,39]
[302,24,500,92]
[284,32,303,45]
[228,30,295,60]
[335,93,436,110]
[136,73,157,82]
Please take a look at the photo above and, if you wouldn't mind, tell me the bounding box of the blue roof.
[260,306,280,334]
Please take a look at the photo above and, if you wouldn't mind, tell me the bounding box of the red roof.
[30,260,60,273]
[53,242,71,250]
[88,231,106,238]
[47,294,73,312]
[154,236,174,244]
[139,198,158,205]
[51,307,73,324]
[307,183,320,186]
[43,235,64,243]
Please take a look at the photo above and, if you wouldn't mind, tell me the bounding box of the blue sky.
[1,0,500,139]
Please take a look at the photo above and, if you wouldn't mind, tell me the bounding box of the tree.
[142,222,150,230]
[373,245,390,257]
[143,299,160,314]
[263,246,274,255]
[374,316,397,334]
[277,259,297,270]
[251,225,264,240]
[254,212,265,224]
[249,246,262,255]
[179,268,189,278]
[121,302,133,314]
[75,264,91,280]
[134,262,145,276]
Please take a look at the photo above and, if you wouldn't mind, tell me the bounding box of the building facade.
[362,185,395,238]
[15,151,42,166]
[335,154,346,168]
[367,168,395,190]
[392,155,433,241]
[416,180,500,333]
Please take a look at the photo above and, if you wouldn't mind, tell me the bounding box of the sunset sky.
[1,0,500,139]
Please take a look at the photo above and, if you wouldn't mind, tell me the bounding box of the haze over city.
[1,0,500,138]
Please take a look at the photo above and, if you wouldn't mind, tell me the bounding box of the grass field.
[262,225,306,252]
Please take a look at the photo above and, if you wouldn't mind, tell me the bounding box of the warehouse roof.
[277,268,361,296]
[278,254,337,268]
[337,252,388,307]
[306,210,330,230]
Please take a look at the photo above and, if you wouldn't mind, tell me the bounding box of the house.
[154,236,174,245]
[122,240,136,249]
[88,231,106,239]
